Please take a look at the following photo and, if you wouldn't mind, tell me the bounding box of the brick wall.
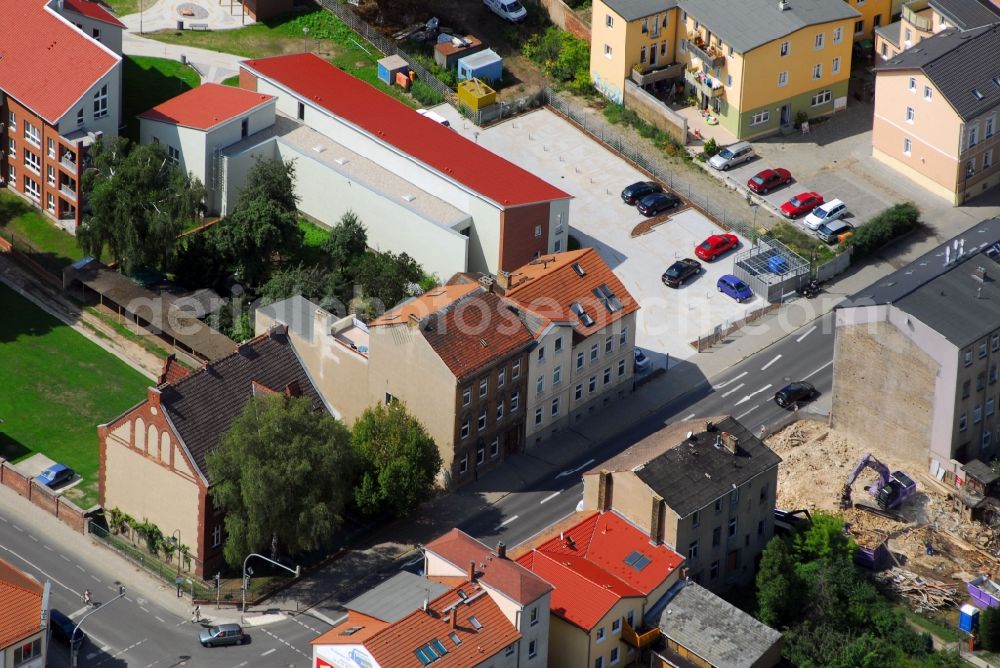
[537,0,591,41]
[0,459,90,533]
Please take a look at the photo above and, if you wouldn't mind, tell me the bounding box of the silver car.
[199,624,245,647]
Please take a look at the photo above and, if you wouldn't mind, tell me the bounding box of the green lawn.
[103,0,154,17]
[0,191,84,270]
[0,283,150,508]
[221,75,241,87]
[122,56,201,142]
[145,8,418,108]
[900,606,962,643]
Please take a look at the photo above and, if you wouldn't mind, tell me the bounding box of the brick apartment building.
[1,0,123,230]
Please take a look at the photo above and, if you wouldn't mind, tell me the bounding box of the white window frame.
[811,89,832,106]
[553,365,562,386]
[47,137,55,159]
[603,44,613,59]
[751,110,770,126]
[23,175,40,201]
[46,192,55,213]
[93,84,108,119]
[905,106,915,123]
[478,406,487,431]
[460,456,468,474]
[812,63,823,80]
[551,397,560,416]
[833,27,843,44]
[925,86,933,101]
[596,626,606,643]
[903,137,912,156]
[480,377,488,398]
[814,32,824,49]
[7,110,15,131]
[908,77,916,92]
[970,125,980,149]
[23,121,40,147]
[463,387,471,407]
[778,71,788,87]
[24,150,40,175]
[605,14,613,27]
[832,57,841,75]
[212,524,222,547]
[513,359,521,379]
[779,41,789,57]
[511,390,519,412]
[461,417,470,439]
[490,437,499,458]
[498,367,505,389]
[497,398,504,421]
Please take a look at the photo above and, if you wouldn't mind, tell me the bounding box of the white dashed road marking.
[494,515,518,531]
[261,649,276,657]
[796,325,817,342]
[155,616,166,624]
[29,534,38,542]
[735,405,760,420]
[721,383,744,398]
[60,554,71,562]
[713,371,747,389]
[761,354,782,370]
[540,490,563,504]
[13,524,22,532]
[803,360,834,380]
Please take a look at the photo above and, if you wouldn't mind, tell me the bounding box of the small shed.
[962,459,999,497]
[457,49,502,84]
[457,78,496,111]
[377,55,410,86]
[434,35,485,69]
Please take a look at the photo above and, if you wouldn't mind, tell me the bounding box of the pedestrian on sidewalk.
[192,605,201,623]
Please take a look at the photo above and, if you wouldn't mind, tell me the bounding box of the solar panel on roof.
[624,550,643,567]
[431,639,448,655]
[633,555,652,571]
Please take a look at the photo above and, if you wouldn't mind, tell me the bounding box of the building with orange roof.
[515,511,684,668]
[0,557,48,667]
[312,541,543,668]
[497,249,640,444]
[581,416,781,593]
[1,0,123,231]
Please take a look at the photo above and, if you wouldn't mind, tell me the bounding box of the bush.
[702,137,719,158]
[981,606,1000,651]
[411,80,444,107]
[602,103,690,162]
[523,27,591,95]
[847,202,920,260]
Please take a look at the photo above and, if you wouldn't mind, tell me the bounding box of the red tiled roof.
[0,558,44,648]
[138,83,274,131]
[370,283,478,327]
[0,0,120,123]
[240,53,571,208]
[516,512,684,630]
[312,610,388,646]
[364,582,521,667]
[61,0,126,28]
[504,249,640,339]
[424,529,553,606]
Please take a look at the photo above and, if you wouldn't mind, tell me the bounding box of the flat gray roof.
[603,0,676,22]
[680,0,859,53]
[345,572,451,623]
[459,49,501,67]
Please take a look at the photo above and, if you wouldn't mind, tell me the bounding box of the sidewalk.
[123,31,244,83]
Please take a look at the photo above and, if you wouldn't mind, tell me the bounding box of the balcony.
[687,38,725,68]
[901,0,932,32]
[630,61,684,87]
[59,184,77,202]
[60,154,78,174]
[622,621,661,648]
[684,68,724,98]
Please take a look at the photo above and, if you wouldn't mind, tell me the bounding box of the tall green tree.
[323,211,368,269]
[207,394,356,568]
[792,511,856,563]
[210,158,303,289]
[981,606,1000,651]
[79,138,206,274]
[354,250,424,313]
[755,536,801,628]
[352,401,441,518]
[260,264,346,311]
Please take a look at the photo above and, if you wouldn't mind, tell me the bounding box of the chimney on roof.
[649,494,666,546]
[268,323,287,340]
[722,432,739,455]
[451,610,459,629]
[408,313,422,328]
[705,420,715,432]
[496,541,507,559]
[467,560,476,583]
[597,470,614,512]
[975,266,988,283]
[495,271,512,291]
[478,275,495,292]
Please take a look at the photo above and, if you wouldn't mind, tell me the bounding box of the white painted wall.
[56,63,121,139]
[220,139,280,216]
[58,10,123,55]
[525,324,573,440]
[547,198,571,253]
[276,140,470,280]
[314,643,379,668]
[465,195,503,274]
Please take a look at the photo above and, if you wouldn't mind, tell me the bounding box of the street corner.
[242,611,289,627]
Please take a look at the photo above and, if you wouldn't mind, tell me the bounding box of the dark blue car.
[36,463,74,489]
[717,275,753,302]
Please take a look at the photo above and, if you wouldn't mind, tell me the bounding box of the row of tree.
[756,512,962,668]
[206,394,441,570]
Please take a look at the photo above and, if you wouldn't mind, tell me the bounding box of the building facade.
[873,24,1000,205]
[590,0,858,139]
[0,0,122,230]
[874,0,998,62]
[581,417,780,592]
[0,558,47,668]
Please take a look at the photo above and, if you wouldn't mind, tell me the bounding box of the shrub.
[981,607,1000,651]
[523,27,591,95]
[847,202,920,260]
[794,110,809,129]
[411,80,444,107]
[701,137,719,158]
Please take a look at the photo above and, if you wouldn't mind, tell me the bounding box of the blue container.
[960,604,980,633]
[457,49,503,84]
[377,55,409,85]
[768,255,788,274]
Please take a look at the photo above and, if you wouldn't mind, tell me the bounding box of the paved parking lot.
[430,104,762,361]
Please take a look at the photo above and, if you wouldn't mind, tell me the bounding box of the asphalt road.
[464,311,836,550]
[0,498,324,668]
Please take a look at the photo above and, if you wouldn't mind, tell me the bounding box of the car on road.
[661,258,702,287]
[36,463,74,489]
[636,192,682,217]
[803,198,847,231]
[621,181,663,205]
[780,192,824,218]
[50,608,85,649]
[484,0,527,22]
[747,168,792,194]
[717,274,754,302]
[695,233,739,261]
[708,141,755,170]
[633,348,651,373]
[200,624,246,647]
[774,381,817,408]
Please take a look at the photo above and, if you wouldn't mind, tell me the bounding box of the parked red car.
[747,168,792,194]
[780,191,824,218]
[695,234,740,261]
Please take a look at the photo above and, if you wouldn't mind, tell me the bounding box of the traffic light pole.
[70,586,126,667]
[241,553,300,622]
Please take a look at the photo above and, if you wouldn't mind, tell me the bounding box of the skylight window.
[593,284,623,313]
[570,302,596,327]
[624,550,652,571]
[469,615,483,630]
[994,76,1000,89]
[415,639,449,666]
[572,262,586,277]
[449,632,462,646]
[974,88,986,100]
[339,626,362,636]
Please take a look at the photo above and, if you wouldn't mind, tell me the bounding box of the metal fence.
[542,89,760,238]
[0,228,67,280]
[316,0,455,103]
[731,237,810,302]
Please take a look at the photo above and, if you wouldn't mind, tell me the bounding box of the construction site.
[768,419,1000,616]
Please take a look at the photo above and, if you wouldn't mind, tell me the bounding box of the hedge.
[847,202,920,260]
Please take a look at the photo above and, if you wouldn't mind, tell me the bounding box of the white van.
[416,109,451,128]
[484,0,527,22]
[708,141,755,171]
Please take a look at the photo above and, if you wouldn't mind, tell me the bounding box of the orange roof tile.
[503,249,639,339]
[0,0,121,124]
[362,582,521,667]
[0,558,44,648]
[370,283,478,327]
[424,529,553,606]
[137,83,274,131]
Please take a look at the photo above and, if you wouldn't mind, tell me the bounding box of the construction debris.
[874,567,962,613]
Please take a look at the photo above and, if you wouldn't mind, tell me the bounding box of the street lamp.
[71,585,126,667]
[241,553,301,620]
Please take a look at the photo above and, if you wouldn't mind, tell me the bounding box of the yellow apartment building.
[874,0,999,62]
[590,0,859,139]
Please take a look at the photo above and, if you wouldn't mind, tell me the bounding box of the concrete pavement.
[123,31,244,83]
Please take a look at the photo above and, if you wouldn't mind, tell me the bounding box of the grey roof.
[929,0,1000,30]
[630,417,782,517]
[963,459,1000,485]
[874,20,901,48]
[458,48,502,68]
[847,216,1000,307]
[678,0,859,54]
[892,251,1000,347]
[345,572,451,623]
[256,295,319,343]
[159,327,324,480]
[658,581,782,668]
[878,24,1000,121]
[603,0,676,22]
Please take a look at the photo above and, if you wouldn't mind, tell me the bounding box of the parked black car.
[637,192,682,217]
[774,382,817,408]
[50,609,86,650]
[662,258,702,288]
[621,181,663,205]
